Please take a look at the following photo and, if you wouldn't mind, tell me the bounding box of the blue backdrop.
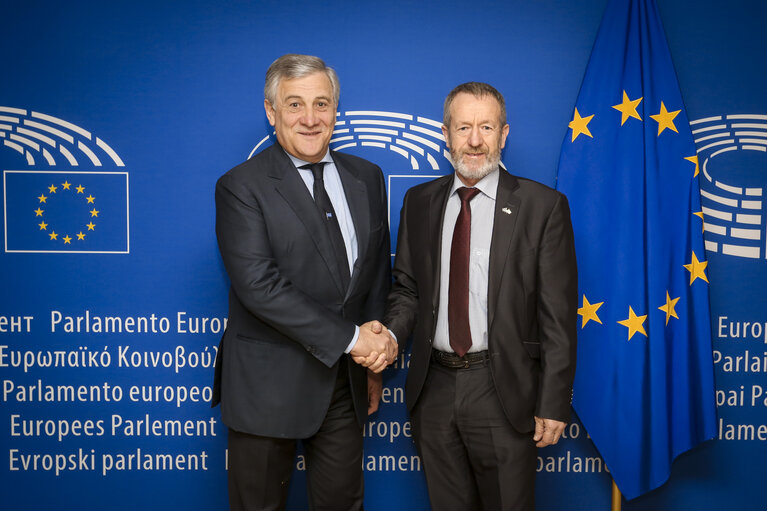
[1,1,766,509]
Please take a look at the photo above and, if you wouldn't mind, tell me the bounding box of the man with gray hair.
[213,54,396,510]
[382,82,577,510]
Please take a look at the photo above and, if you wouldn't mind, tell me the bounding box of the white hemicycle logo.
[250,110,450,171]
[0,106,124,167]
[692,114,766,260]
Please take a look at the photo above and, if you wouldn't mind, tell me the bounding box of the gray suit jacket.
[213,143,390,438]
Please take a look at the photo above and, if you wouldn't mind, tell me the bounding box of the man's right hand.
[351,320,397,373]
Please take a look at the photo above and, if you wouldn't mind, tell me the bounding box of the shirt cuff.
[344,325,360,353]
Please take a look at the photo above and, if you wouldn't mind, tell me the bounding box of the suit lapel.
[333,153,369,299]
[270,147,347,297]
[429,177,453,310]
[488,169,520,329]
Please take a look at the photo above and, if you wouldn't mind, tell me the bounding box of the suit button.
[427,338,432,345]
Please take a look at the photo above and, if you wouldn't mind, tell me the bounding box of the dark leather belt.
[431,349,489,369]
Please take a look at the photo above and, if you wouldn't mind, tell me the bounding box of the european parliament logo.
[250,109,451,255]
[1,107,129,254]
[692,113,767,260]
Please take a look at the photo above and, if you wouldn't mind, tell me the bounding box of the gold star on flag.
[86,222,96,231]
[617,306,648,340]
[48,184,57,193]
[685,155,699,177]
[612,91,642,125]
[39,221,47,230]
[77,232,86,240]
[86,195,95,204]
[578,295,604,327]
[569,108,594,142]
[684,251,709,285]
[63,235,72,244]
[90,208,99,217]
[38,194,47,203]
[35,208,44,216]
[62,181,71,190]
[658,291,680,325]
[76,185,85,193]
[49,231,58,240]
[650,101,680,135]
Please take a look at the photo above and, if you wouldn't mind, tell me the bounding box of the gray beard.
[452,151,501,183]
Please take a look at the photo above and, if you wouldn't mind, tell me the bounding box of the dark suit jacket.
[212,143,390,439]
[384,168,577,433]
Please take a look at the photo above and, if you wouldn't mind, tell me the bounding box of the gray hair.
[264,54,340,106]
[443,82,507,128]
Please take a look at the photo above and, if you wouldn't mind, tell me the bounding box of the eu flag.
[556,0,717,499]
[3,171,129,253]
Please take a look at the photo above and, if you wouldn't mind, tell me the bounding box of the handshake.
[351,320,398,373]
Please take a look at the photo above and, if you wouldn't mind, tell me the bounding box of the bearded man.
[382,82,578,511]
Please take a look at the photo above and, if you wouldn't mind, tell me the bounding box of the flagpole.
[611,479,622,511]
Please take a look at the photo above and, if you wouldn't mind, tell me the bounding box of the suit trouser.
[227,357,364,511]
[411,358,537,511]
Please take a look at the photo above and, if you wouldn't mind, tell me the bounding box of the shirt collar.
[450,167,499,201]
[285,149,333,170]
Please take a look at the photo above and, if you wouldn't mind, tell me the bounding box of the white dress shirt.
[433,169,498,353]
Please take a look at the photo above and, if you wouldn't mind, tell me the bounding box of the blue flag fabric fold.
[556,0,717,499]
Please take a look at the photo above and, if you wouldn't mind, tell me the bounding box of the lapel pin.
[502,207,512,215]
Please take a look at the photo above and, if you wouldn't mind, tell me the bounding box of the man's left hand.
[533,416,567,447]
[367,370,383,415]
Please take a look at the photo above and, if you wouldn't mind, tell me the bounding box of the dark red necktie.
[448,187,480,356]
